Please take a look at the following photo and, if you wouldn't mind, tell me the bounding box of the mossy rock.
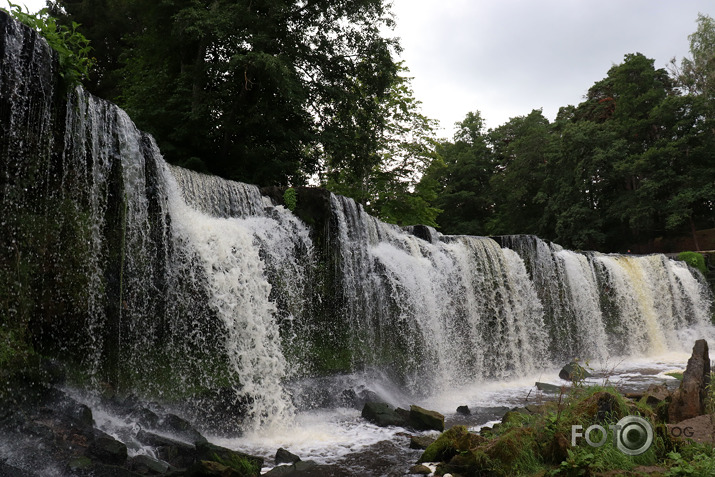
[573,390,629,424]
[484,427,536,466]
[418,425,485,464]
[409,405,445,431]
[196,441,263,476]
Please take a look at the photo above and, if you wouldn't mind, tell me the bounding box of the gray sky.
[390,0,714,138]
[4,0,713,139]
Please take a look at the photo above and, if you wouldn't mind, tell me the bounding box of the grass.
[419,382,715,476]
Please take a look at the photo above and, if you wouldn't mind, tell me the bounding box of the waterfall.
[329,195,550,393]
[1,11,714,436]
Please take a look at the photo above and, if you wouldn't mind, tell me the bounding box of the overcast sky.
[3,0,713,139]
[390,0,713,138]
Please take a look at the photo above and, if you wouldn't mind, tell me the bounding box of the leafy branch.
[5,2,94,85]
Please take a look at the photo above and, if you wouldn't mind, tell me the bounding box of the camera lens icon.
[615,416,653,455]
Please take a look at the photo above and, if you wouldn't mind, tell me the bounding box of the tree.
[419,111,496,235]
[51,0,401,187]
[487,109,555,237]
[326,64,441,226]
[670,13,715,99]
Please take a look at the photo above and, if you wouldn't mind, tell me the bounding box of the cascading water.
[1,11,714,458]
[329,194,551,393]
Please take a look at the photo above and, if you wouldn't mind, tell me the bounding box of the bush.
[283,187,298,212]
[5,2,94,86]
[677,251,707,276]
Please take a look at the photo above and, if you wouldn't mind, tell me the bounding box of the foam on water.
[213,349,711,469]
[212,408,407,466]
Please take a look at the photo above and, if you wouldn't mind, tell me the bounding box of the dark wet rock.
[88,430,128,466]
[186,460,244,477]
[409,435,436,450]
[293,460,318,472]
[669,339,711,423]
[196,441,263,473]
[408,405,444,432]
[339,386,381,409]
[536,382,562,393]
[263,460,318,476]
[456,405,470,415]
[263,465,294,476]
[361,402,408,427]
[127,454,170,474]
[127,406,160,430]
[136,430,197,469]
[67,456,95,473]
[183,388,251,436]
[559,361,593,381]
[0,461,36,477]
[83,463,145,476]
[406,225,435,243]
[276,447,301,465]
[158,413,208,445]
[40,358,67,386]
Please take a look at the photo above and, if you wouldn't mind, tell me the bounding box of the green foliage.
[326,64,441,227]
[417,386,683,477]
[6,2,93,86]
[420,27,714,250]
[283,187,298,212]
[666,449,715,476]
[677,251,707,275]
[52,0,408,193]
[212,452,261,477]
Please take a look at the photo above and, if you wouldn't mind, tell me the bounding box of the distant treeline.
[49,2,713,251]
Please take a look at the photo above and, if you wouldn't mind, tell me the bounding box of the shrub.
[283,187,298,212]
[5,2,94,86]
[677,251,707,276]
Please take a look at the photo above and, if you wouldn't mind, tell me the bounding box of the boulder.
[536,382,562,393]
[456,405,471,415]
[418,426,485,464]
[408,405,444,432]
[275,447,300,465]
[186,460,243,477]
[668,339,711,423]
[263,460,318,476]
[410,435,437,450]
[87,429,128,466]
[158,413,208,445]
[361,402,408,427]
[136,430,197,469]
[643,384,671,407]
[127,454,170,474]
[408,464,433,475]
[559,361,592,381]
[196,441,263,473]
[666,414,714,445]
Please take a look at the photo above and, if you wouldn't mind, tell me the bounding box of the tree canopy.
[44,4,714,248]
[421,15,714,251]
